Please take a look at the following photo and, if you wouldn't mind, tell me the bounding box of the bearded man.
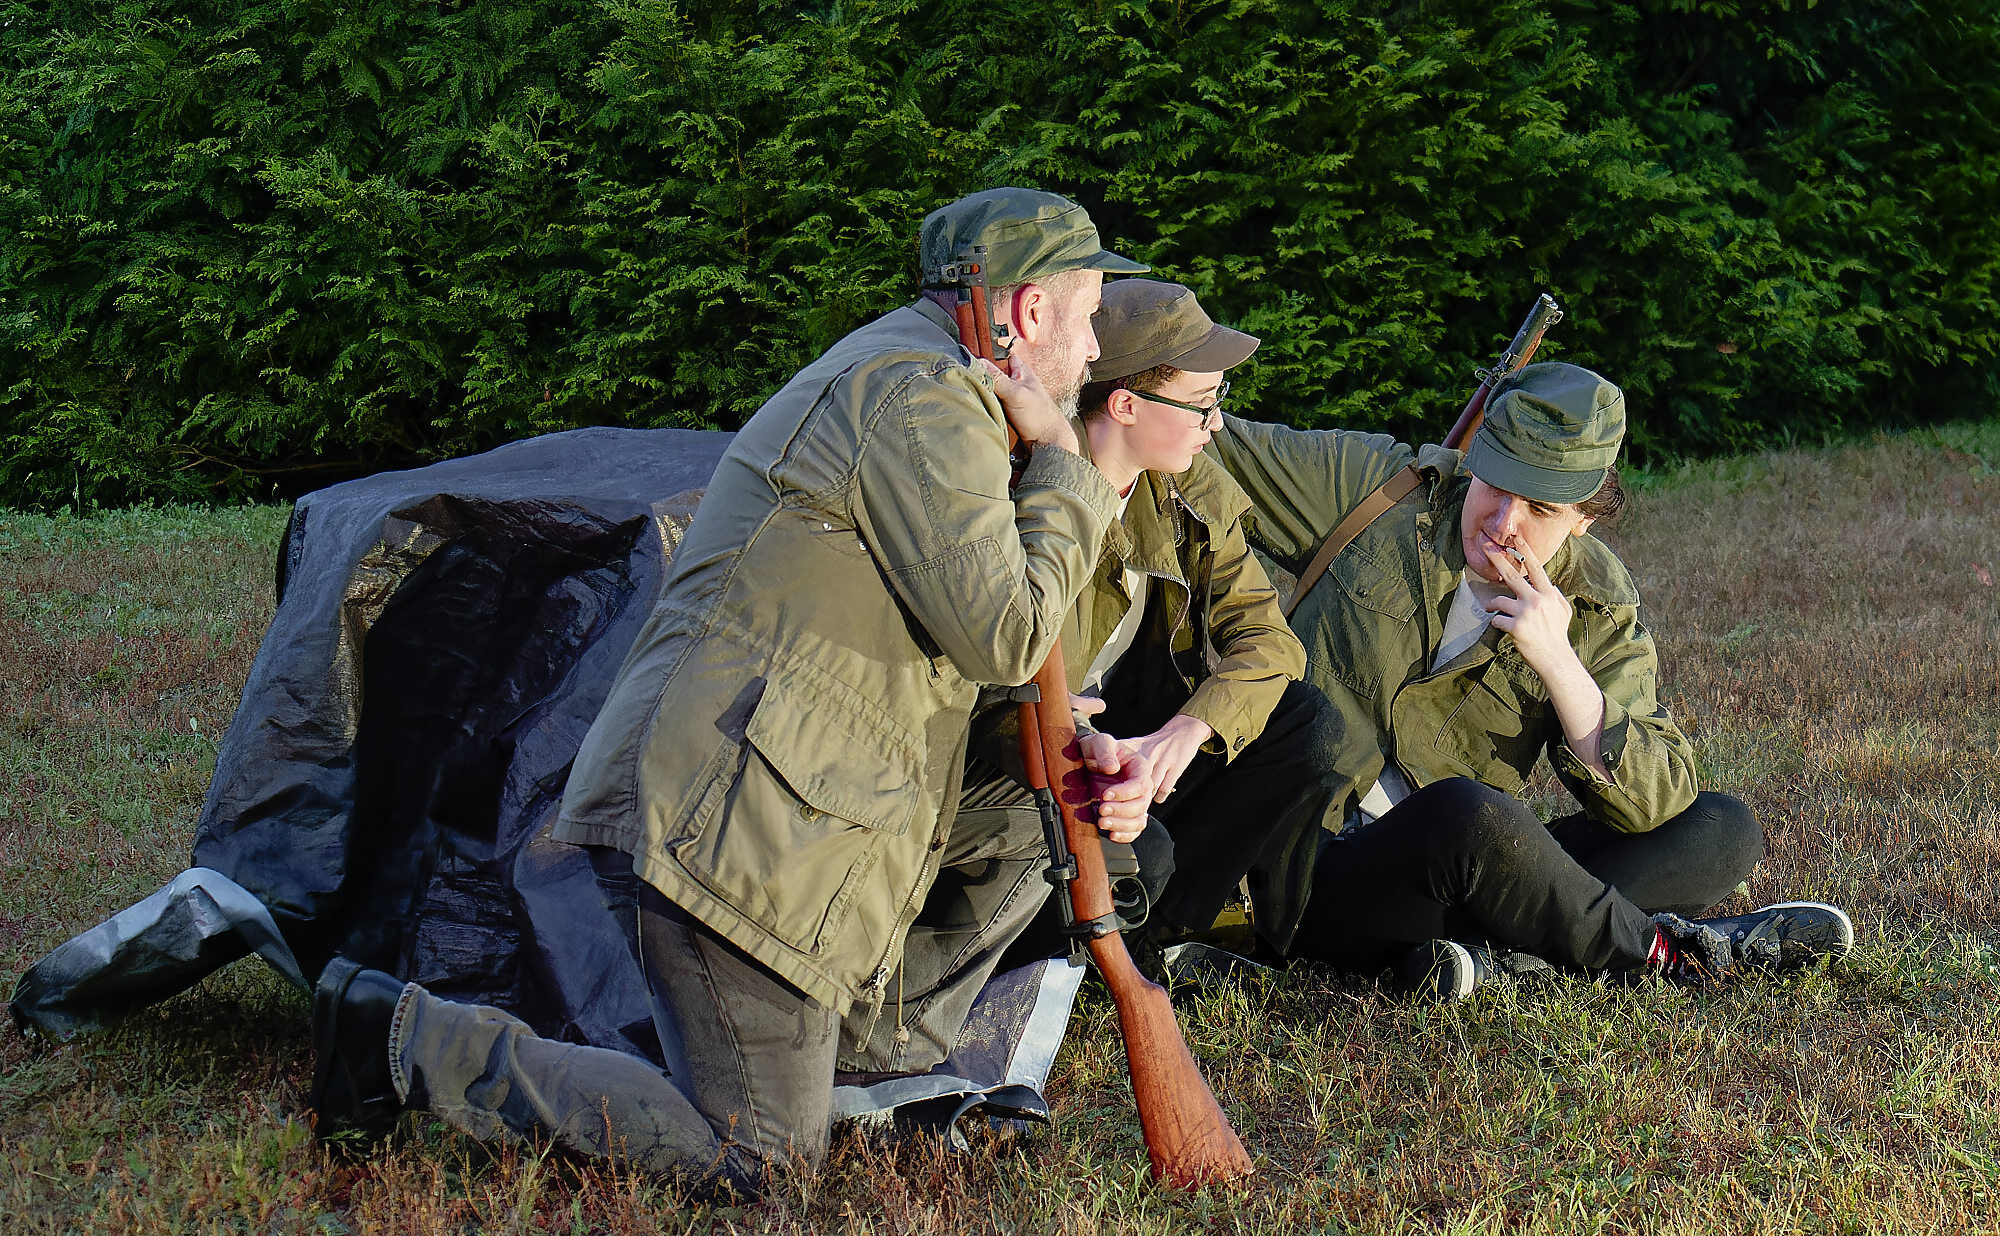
[307,189,1150,1192]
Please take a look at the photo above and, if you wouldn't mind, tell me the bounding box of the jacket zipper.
[852,837,942,1044]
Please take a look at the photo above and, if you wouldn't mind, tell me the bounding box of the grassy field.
[4,424,2000,1234]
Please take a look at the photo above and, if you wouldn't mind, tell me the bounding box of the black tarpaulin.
[16,426,730,1063]
[11,425,1081,1132]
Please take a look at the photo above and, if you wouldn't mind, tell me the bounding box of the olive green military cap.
[1090,278,1259,381]
[1465,362,1626,504]
[921,188,1148,290]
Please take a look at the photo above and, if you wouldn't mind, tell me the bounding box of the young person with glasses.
[978,278,1345,960]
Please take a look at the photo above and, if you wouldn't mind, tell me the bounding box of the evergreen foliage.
[3,0,1995,506]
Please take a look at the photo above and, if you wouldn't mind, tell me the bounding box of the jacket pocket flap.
[745,673,924,834]
[1332,543,1419,622]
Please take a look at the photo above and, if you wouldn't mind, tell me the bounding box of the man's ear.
[1008,282,1050,346]
[1570,516,1596,539]
[1105,387,1142,426]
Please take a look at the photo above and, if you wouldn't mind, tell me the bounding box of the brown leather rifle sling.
[1282,294,1565,621]
[929,250,1255,1188]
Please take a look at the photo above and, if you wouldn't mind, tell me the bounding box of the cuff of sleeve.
[1177,695,1243,760]
[1021,443,1120,522]
[1557,695,1631,787]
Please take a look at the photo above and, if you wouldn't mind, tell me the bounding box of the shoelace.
[1645,926,1716,979]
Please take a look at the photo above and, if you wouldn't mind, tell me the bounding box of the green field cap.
[1465,362,1626,504]
[921,188,1149,290]
[1090,278,1260,381]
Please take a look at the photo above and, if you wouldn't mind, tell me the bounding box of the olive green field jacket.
[1063,437,1305,757]
[964,438,1305,798]
[1210,415,1698,835]
[553,300,1118,1016]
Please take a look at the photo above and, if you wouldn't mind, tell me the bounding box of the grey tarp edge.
[9,867,306,1041]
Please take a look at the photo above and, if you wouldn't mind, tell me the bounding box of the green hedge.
[3,0,1996,507]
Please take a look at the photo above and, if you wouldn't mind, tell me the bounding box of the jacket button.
[799,803,821,821]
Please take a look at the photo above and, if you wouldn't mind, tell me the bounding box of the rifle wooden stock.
[945,267,1253,1187]
[969,284,997,360]
[1441,292,1564,451]
[1020,655,1256,1188]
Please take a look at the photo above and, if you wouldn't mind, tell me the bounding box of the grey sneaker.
[1699,901,1855,972]
[1651,901,1854,982]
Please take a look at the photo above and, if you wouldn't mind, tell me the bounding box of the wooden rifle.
[933,250,1255,1188]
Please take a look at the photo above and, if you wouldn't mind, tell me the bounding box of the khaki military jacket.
[1063,438,1303,756]
[554,301,1118,1016]
[964,438,1303,798]
[1211,415,1697,834]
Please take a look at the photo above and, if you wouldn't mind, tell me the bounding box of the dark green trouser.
[393,893,838,1193]
[390,803,1050,1192]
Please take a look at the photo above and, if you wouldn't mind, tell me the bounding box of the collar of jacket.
[1070,426,1249,574]
[910,297,967,348]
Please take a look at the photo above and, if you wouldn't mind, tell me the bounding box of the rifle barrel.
[1442,293,1563,451]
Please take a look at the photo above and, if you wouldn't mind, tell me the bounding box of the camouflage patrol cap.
[920,188,1148,290]
[1465,362,1626,504]
[1090,279,1260,381]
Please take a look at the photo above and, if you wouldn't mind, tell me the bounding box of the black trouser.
[1287,779,1764,973]
[1002,679,1341,957]
[998,680,1340,963]
[1131,679,1344,936]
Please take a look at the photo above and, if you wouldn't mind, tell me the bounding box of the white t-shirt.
[1081,485,1148,693]
[1354,573,1509,824]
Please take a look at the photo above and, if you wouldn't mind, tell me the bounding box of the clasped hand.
[1069,697,1214,844]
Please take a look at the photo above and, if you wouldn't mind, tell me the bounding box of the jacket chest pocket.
[676,672,928,957]
[1424,657,1549,793]
[1318,545,1421,699]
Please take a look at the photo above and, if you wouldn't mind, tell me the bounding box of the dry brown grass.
[4,424,2000,1234]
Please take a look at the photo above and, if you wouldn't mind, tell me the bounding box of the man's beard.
[1050,364,1088,419]
[1033,314,1089,417]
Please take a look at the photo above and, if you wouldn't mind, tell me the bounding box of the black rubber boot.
[308,957,409,1145]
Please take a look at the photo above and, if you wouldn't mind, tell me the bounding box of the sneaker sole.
[1396,940,1479,1001]
[1754,901,1855,957]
